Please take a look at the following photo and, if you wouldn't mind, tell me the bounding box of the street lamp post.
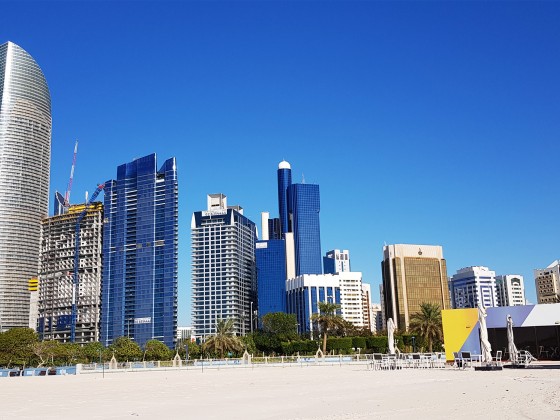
[99,347,105,378]
[250,302,254,334]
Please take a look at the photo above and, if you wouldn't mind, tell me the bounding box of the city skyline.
[2,2,560,325]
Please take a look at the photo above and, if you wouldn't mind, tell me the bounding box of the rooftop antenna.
[302,173,305,184]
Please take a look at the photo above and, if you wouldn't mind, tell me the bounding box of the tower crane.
[70,183,105,343]
[64,140,78,209]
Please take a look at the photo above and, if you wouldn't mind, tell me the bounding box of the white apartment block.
[370,303,383,333]
[449,266,498,309]
[495,275,526,306]
[191,194,257,337]
[361,282,372,331]
[534,260,560,304]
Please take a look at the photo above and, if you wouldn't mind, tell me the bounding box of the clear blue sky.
[3,1,559,324]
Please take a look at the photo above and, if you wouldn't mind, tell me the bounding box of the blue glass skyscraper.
[277,161,292,235]
[256,240,287,318]
[288,183,322,276]
[100,154,178,349]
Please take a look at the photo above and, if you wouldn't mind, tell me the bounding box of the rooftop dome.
[278,160,291,170]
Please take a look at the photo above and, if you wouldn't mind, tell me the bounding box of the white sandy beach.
[1,363,559,420]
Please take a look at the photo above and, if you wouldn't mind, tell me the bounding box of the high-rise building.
[534,261,560,304]
[100,154,178,349]
[361,282,372,331]
[370,303,384,333]
[495,274,526,306]
[288,183,322,276]
[381,244,450,330]
[37,203,103,343]
[324,249,350,274]
[0,41,51,331]
[449,266,498,309]
[192,194,257,337]
[277,161,292,235]
[286,272,363,334]
[256,240,287,318]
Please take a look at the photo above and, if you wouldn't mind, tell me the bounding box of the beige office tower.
[381,244,450,330]
[534,260,560,304]
[0,42,51,330]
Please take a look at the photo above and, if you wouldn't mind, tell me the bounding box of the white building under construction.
[35,202,103,344]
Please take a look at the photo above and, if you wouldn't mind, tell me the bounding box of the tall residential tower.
[0,42,51,330]
[100,154,178,348]
[192,194,257,337]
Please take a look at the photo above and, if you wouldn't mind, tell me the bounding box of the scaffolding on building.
[37,202,103,344]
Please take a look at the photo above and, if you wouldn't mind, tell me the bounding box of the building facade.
[370,303,384,333]
[323,249,350,274]
[192,194,257,337]
[286,272,364,334]
[277,161,292,235]
[288,183,322,276]
[36,203,103,343]
[381,244,450,330]
[495,274,525,306]
[449,266,498,309]
[101,154,178,349]
[256,239,287,319]
[0,42,51,330]
[361,282,372,331]
[534,260,560,304]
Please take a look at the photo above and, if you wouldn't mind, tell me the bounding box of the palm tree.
[310,301,346,355]
[202,318,244,359]
[408,302,443,353]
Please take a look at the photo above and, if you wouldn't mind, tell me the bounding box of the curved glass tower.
[0,42,51,330]
[277,160,292,235]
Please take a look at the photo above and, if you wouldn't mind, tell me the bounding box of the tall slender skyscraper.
[288,183,322,276]
[277,161,292,235]
[100,154,178,348]
[0,42,51,330]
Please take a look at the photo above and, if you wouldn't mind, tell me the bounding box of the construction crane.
[64,140,78,209]
[70,183,105,343]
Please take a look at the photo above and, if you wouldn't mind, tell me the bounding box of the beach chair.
[460,352,472,369]
[453,352,462,369]
[517,350,537,367]
[371,353,383,370]
[433,352,446,368]
[492,350,503,367]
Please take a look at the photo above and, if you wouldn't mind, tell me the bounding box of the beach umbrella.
[387,318,396,354]
[477,304,492,363]
[507,314,518,364]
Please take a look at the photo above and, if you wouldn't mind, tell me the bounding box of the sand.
[0,362,559,419]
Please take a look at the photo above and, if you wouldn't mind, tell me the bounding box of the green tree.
[408,302,443,353]
[202,318,244,358]
[143,340,173,361]
[0,328,38,367]
[82,341,109,363]
[262,312,298,342]
[31,340,61,367]
[310,302,346,355]
[108,336,143,362]
[240,334,256,355]
[61,342,86,365]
